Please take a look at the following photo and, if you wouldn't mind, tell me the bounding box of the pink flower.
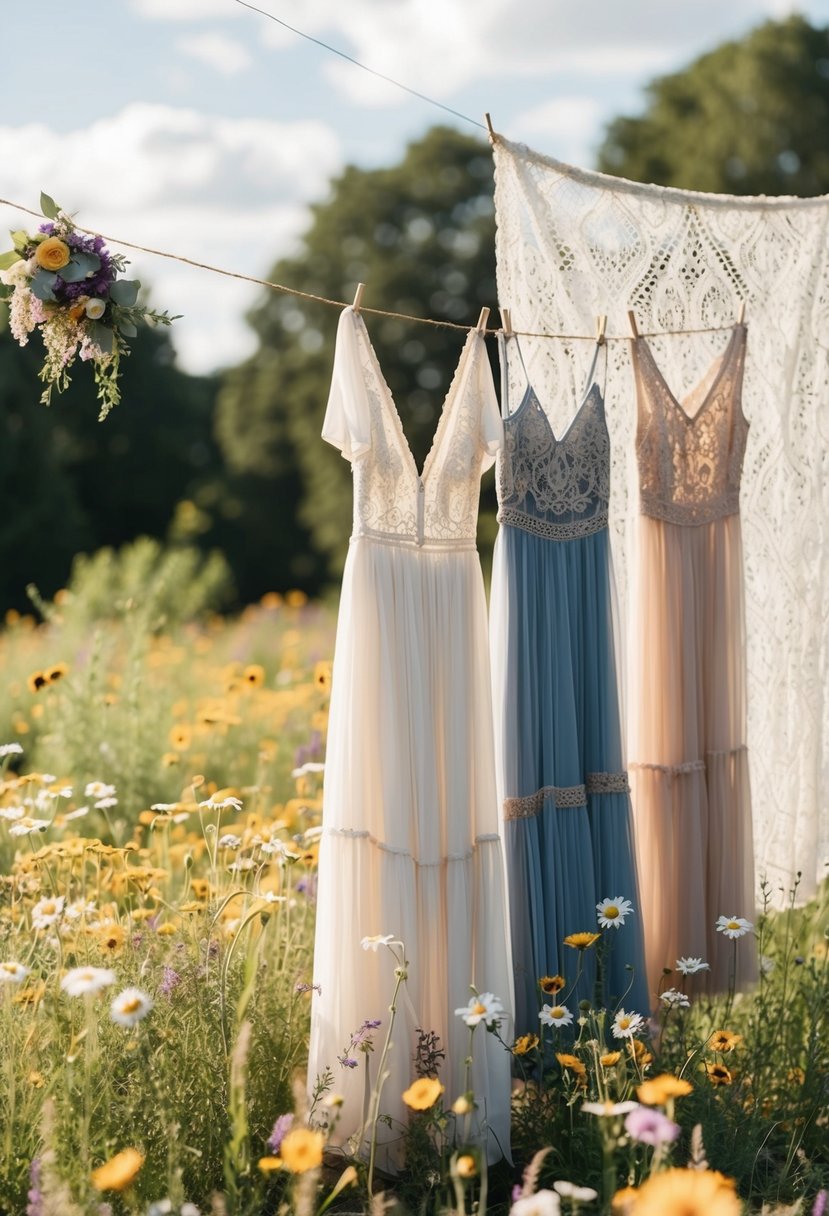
[624,1105,680,1146]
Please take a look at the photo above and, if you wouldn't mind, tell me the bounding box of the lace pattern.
[493,137,829,900]
[497,384,611,537]
[503,770,629,820]
[630,745,748,779]
[633,327,749,527]
[497,506,608,540]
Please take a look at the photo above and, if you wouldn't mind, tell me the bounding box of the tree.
[599,16,829,195]
[214,125,497,587]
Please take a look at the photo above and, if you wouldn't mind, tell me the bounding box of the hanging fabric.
[492,136,829,905]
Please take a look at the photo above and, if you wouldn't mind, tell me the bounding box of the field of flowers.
[0,541,826,1216]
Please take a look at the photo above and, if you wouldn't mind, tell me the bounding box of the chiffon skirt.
[629,513,757,995]
[308,536,513,1171]
[491,523,649,1034]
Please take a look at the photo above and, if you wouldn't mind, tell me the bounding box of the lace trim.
[586,771,630,795]
[324,826,502,867]
[351,531,478,552]
[630,745,748,778]
[640,491,741,527]
[502,770,630,820]
[498,507,608,541]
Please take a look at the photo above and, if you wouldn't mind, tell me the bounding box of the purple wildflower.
[159,966,181,998]
[338,1054,359,1069]
[624,1105,680,1146]
[511,1185,522,1204]
[38,222,54,234]
[267,1113,293,1153]
[813,1191,828,1216]
[26,1158,42,1216]
[296,874,317,902]
[294,981,322,995]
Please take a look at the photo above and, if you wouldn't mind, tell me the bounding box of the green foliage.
[599,15,829,194]
[214,125,498,585]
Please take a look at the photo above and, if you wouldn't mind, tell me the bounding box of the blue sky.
[2,0,827,371]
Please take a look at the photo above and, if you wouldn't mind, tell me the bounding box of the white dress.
[308,307,513,1171]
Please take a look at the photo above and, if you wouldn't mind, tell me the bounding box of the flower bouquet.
[0,192,178,419]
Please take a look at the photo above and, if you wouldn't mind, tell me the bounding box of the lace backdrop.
[493,137,829,903]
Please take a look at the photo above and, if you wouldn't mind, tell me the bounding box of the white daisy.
[596,896,634,929]
[218,834,242,850]
[510,1191,561,1216]
[64,899,97,921]
[0,961,30,984]
[538,1003,574,1029]
[455,992,505,1028]
[715,915,754,940]
[582,1099,640,1117]
[660,988,691,1009]
[199,796,244,812]
[61,966,117,997]
[0,806,25,821]
[553,1181,598,1202]
[9,817,50,836]
[228,858,255,872]
[85,781,116,799]
[360,933,396,952]
[258,891,287,904]
[611,1008,646,1039]
[676,956,710,975]
[759,954,776,975]
[110,987,154,1027]
[290,762,325,778]
[64,806,90,821]
[0,743,24,757]
[31,895,65,929]
[94,796,118,810]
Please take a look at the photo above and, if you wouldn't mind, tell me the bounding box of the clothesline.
[0,195,737,341]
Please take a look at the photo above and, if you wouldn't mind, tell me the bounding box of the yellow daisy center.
[618,1016,631,1029]
[121,998,142,1015]
[727,920,740,930]
[604,905,619,918]
[471,1002,487,1016]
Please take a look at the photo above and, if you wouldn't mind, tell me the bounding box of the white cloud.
[178,32,252,76]
[130,0,242,19]
[0,104,343,373]
[513,97,607,170]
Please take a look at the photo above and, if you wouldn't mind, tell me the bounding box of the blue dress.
[491,335,650,1033]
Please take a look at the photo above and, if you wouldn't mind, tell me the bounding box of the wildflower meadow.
[0,541,826,1216]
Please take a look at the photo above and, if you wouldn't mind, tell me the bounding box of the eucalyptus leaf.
[30,269,57,301]
[59,253,101,283]
[90,322,114,356]
[118,320,138,338]
[0,250,22,270]
[39,191,60,219]
[109,279,140,306]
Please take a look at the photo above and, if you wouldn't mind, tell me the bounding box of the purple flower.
[511,1185,522,1204]
[159,966,181,998]
[38,222,54,234]
[296,874,317,902]
[26,1158,42,1216]
[338,1054,359,1069]
[813,1191,828,1216]
[267,1113,293,1153]
[624,1105,680,1146]
[294,981,321,995]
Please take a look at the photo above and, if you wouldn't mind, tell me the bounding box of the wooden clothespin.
[476,307,490,333]
[736,299,746,325]
[500,307,513,336]
[352,282,365,313]
[627,309,639,338]
[596,314,607,346]
[484,113,496,145]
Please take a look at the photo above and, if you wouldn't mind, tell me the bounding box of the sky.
[1,0,827,373]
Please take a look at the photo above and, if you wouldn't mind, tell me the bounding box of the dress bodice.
[322,308,502,549]
[631,323,749,526]
[496,337,610,541]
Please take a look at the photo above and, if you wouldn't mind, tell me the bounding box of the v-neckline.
[354,309,479,483]
[510,380,602,444]
[637,322,743,426]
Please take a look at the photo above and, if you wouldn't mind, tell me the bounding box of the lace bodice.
[632,324,749,526]
[322,308,502,548]
[496,339,611,541]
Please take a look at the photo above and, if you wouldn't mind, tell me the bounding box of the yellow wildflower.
[455,1155,477,1178]
[513,1033,540,1056]
[563,932,601,950]
[26,671,49,694]
[279,1128,324,1173]
[631,1167,740,1216]
[90,1148,144,1192]
[600,1051,622,1067]
[539,974,566,994]
[258,1156,283,1173]
[708,1029,742,1053]
[703,1062,733,1087]
[243,664,266,688]
[637,1074,693,1105]
[402,1077,444,1111]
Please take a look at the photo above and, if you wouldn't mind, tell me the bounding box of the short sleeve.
[321,308,372,461]
[477,336,504,472]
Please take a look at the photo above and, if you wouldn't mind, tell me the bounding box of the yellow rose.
[35,236,71,271]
